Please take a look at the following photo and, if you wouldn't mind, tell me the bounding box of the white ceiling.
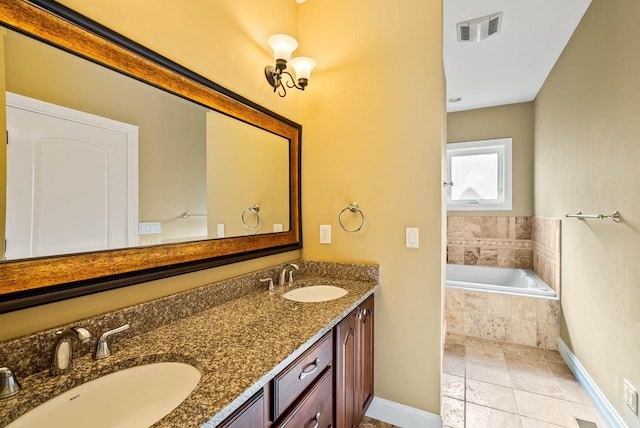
[444,0,592,112]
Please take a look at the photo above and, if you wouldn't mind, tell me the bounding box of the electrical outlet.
[624,379,638,415]
[320,225,331,244]
[138,222,161,235]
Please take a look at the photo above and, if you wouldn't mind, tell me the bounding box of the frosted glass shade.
[289,56,317,80]
[267,34,298,62]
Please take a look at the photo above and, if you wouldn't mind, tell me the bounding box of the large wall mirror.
[0,0,302,312]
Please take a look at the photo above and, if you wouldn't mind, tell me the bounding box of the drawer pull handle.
[299,357,320,380]
[311,412,321,428]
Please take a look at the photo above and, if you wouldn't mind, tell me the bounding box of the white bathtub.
[445,264,556,298]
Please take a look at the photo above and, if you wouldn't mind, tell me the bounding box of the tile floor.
[442,333,608,428]
[359,416,398,427]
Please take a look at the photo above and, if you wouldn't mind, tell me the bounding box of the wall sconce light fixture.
[264,34,316,97]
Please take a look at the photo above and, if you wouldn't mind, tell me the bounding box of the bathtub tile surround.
[532,217,562,293]
[446,215,562,350]
[442,333,607,428]
[445,288,560,349]
[447,216,561,293]
[447,216,534,269]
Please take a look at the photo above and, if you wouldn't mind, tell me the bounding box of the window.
[446,138,512,211]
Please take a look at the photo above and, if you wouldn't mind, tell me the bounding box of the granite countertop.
[0,274,377,427]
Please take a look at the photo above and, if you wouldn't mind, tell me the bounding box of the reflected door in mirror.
[5,93,139,259]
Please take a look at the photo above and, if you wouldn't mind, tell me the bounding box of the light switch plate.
[406,227,419,248]
[320,225,331,244]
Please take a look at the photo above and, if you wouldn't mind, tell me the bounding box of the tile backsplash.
[447,216,561,293]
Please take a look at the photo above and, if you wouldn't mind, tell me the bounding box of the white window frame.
[446,137,512,211]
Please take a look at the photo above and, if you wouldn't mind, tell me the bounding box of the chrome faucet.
[50,327,92,375]
[94,324,130,360]
[0,367,21,399]
[279,263,299,286]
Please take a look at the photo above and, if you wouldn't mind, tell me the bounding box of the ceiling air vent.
[457,12,503,42]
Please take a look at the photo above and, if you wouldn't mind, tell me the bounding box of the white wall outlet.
[217,224,225,238]
[406,227,419,248]
[624,379,638,414]
[138,222,161,235]
[273,224,284,232]
[320,225,331,244]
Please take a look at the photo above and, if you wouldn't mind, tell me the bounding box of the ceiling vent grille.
[457,12,503,42]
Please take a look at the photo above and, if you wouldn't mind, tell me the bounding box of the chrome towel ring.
[242,205,260,230]
[338,202,365,232]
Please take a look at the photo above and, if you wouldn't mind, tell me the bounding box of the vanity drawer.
[274,367,333,428]
[218,391,264,428]
[272,330,333,420]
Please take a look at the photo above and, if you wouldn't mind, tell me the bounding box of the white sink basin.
[283,285,348,302]
[8,362,200,428]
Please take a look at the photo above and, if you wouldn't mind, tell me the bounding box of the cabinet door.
[356,295,374,422]
[334,311,357,428]
[218,390,264,428]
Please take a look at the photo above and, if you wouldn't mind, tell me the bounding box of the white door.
[5,92,139,259]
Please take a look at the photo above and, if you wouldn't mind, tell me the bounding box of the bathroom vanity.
[0,261,378,428]
[220,294,374,428]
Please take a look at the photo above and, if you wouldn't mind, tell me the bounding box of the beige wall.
[206,112,289,238]
[447,102,534,216]
[0,0,301,340]
[534,0,640,426]
[298,0,444,414]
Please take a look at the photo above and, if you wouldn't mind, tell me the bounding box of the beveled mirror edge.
[0,0,302,312]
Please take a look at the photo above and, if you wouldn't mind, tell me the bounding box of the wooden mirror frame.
[0,0,302,312]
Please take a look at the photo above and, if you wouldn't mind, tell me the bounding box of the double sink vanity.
[0,261,378,427]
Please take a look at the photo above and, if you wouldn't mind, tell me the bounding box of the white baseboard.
[365,396,443,428]
[557,338,627,428]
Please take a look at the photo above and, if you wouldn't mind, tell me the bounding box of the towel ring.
[241,205,260,231]
[338,202,365,232]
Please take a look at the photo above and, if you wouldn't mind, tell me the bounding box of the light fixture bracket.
[264,64,306,97]
[264,65,281,89]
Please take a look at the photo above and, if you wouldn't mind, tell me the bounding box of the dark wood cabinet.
[335,294,375,428]
[218,391,265,428]
[272,331,334,421]
[219,294,374,428]
[356,295,374,422]
[273,368,334,428]
[335,308,357,428]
